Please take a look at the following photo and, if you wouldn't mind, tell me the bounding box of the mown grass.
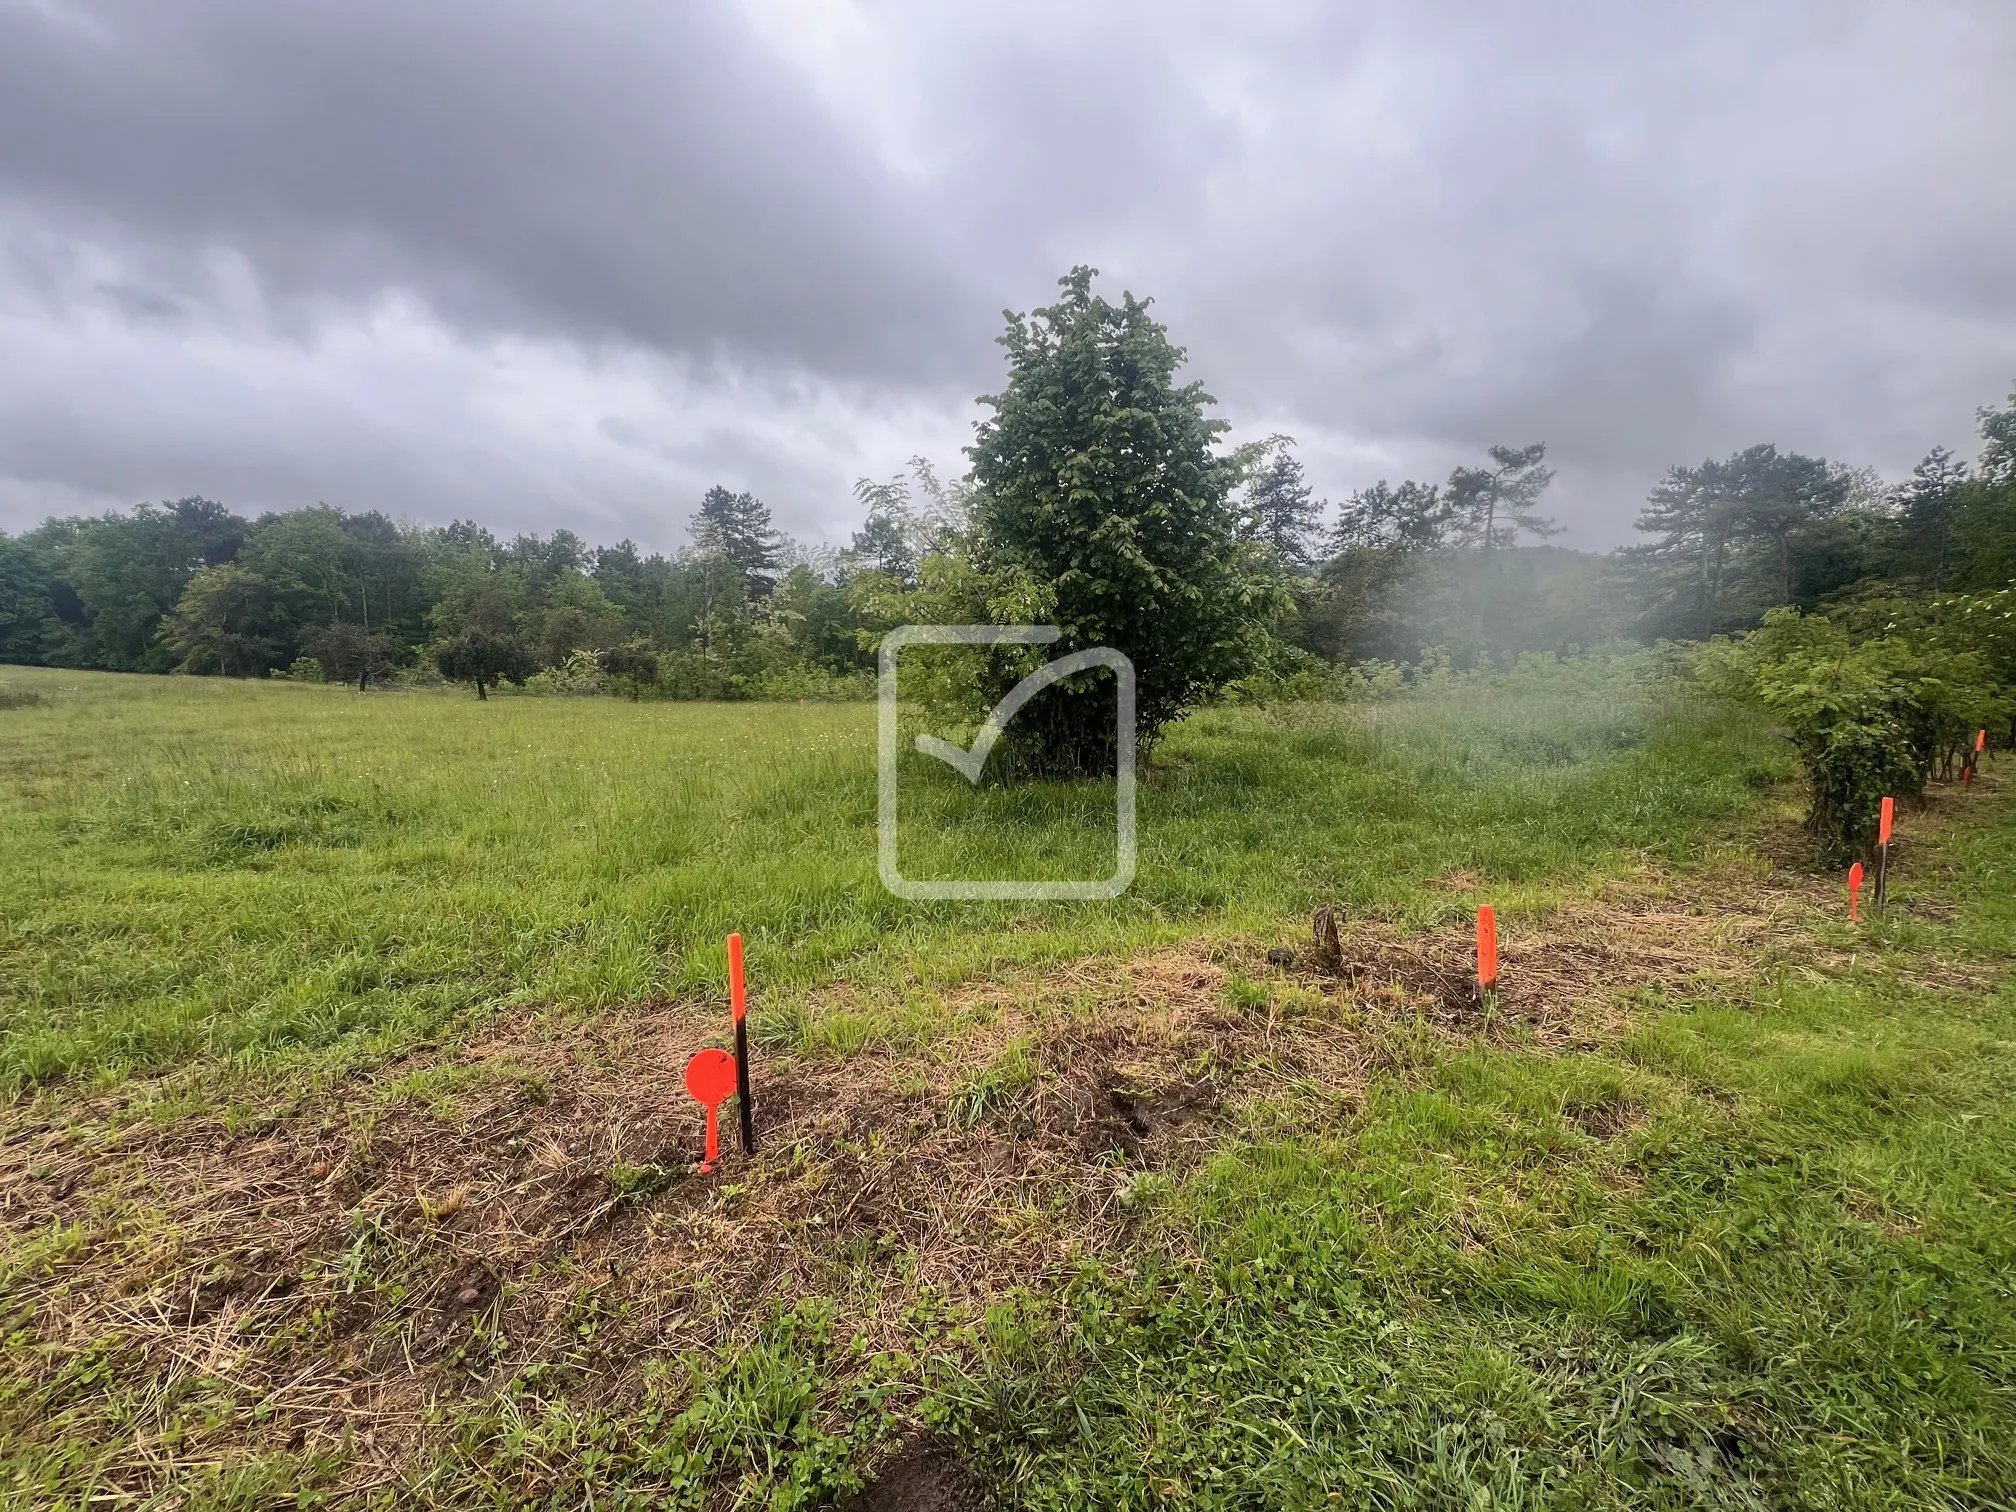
[0,659,1777,1090]
[926,798,2016,1508]
[6,662,2012,1509]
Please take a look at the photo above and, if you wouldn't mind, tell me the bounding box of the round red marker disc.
[685,1047,738,1108]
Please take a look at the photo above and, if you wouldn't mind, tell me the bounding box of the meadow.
[1,662,2012,1510]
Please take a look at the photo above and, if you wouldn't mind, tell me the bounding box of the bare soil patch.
[850,1439,985,1511]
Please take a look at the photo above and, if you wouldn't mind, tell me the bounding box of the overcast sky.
[2,0,2013,552]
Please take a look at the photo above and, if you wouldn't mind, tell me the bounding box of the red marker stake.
[1476,904,1498,998]
[685,1048,738,1171]
[1847,861,1863,922]
[1965,729,1985,786]
[1873,796,1894,914]
[728,933,754,1155]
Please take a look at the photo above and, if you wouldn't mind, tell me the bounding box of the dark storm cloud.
[0,0,974,372]
[1,0,2013,548]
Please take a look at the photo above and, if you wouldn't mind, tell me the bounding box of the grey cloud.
[1,0,2014,549]
[0,1,977,373]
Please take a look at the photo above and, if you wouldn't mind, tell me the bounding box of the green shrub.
[286,657,323,683]
[1700,608,2008,855]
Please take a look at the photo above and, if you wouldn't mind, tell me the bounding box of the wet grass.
[5,662,2011,1507]
[0,658,1776,1089]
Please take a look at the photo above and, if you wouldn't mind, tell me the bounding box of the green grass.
[0,660,1777,1090]
[934,802,2016,1508]
[5,662,2013,1508]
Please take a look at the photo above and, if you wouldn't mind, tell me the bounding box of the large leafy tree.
[0,534,60,664]
[308,621,396,691]
[58,498,246,670]
[966,266,1277,770]
[162,563,280,676]
[1953,387,2016,590]
[1727,444,1849,607]
[435,627,536,699]
[238,505,356,647]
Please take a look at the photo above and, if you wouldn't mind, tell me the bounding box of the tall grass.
[0,665,1784,1088]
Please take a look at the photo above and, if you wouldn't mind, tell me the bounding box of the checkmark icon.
[877,625,1136,900]
[913,647,1118,783]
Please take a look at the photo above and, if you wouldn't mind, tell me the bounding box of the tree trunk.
[476,678,488,701]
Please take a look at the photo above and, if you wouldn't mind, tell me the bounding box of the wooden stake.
[1476,904,1498,997]
[728,933,755,1155]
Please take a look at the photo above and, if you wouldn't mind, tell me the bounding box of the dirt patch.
[852,1439,986,1511]
[0,979,1241,1498]
[1564,1099,1646,1141]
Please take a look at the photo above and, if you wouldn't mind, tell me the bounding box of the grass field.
[1,663,2012,1509]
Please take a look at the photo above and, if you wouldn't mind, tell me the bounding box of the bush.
[286,658,323,683]
[525,648,605,697]
[752,664,874,702]
[1701,608,2008,855]
[654,651,742,701]
[597,640,660,700]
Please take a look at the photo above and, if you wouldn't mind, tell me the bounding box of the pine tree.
[690,486,782,595]
[1238,437,1325,569]
[1445,444,1558,553]
[1892,445,1969,588]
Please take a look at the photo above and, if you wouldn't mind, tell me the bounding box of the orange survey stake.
[1847,861,1863,921]
[1879,796,1894,846]
[1476,904,1498,990]
[685,1048,738,1169]
[728,932,747,1023]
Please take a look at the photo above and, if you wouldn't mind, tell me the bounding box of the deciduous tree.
[967,266,1279,770]
[435,627,535,700]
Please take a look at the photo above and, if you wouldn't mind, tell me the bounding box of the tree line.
[0,486,888,699]
[2,265,2013,740]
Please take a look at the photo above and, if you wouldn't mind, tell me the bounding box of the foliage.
[965,265,1282,769]
[0,534,61,664]
[307,622,396,691]
[434,627,537,700]
[1698,607,2008,853]
[1236,435,1327,569]
[691,485,783,596]
[524,648,606,697]
[1445,442,1558,553]
[161,562,280,677]
[1623,445,1852,639]
[597,640,660,699]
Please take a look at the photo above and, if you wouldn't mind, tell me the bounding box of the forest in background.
[1,358,2012,704]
